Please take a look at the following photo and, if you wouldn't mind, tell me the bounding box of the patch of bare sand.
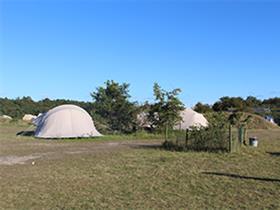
[0,141,162,165]
[0,155,41,165]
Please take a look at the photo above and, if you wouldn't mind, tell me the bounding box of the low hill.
[242,112,279,129]
[204,112,279,130]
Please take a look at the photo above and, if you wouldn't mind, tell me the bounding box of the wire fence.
[164,126,246,153]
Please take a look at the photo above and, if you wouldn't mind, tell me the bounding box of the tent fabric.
[0,115,12,120]
[137,112,151,128]
[32,113,44,126]
[174,108,208,130]
[23,114,37,122]
[34,104,102,138]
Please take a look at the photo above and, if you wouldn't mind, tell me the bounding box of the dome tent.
[0,115,12,120]
[23,114,37,122]
[35,104,102,138]
[174,108,208,130]
[32,113,44,126]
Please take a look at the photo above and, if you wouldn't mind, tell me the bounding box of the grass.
[0,121,280,209]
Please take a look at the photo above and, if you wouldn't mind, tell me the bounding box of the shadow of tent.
[266,152,280,157]
[16,131,35,137]
[202,172,280,183]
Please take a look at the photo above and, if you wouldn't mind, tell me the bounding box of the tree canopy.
[148,83,184,130]
[91,80,137,133]
[0,97,91,118]
[194,102,212,113]
[1,87,279,129]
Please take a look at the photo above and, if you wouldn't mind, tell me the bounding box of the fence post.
[243,127,247,145]
[229,125,232,153]
[238,126,244,150]
[235,125,247,151]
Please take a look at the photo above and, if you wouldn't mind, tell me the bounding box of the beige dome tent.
[35,104,102,138]
[0,115,12,120]
[22,114,37,122]
[174,108,208,130]
[137,112,151,128]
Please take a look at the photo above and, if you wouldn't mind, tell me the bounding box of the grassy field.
[0,121,280,209]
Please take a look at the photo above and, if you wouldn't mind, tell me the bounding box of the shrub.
[164,112,230,152]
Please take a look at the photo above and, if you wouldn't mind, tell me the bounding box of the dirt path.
[0,140,163,166]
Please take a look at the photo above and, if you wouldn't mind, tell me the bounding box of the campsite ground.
[0,121,280,209]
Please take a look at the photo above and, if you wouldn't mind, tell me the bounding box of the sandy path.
[0,140,163,165]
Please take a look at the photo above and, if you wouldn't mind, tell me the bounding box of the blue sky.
[0,0,279,107]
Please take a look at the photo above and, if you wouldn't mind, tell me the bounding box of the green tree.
[194,102,212,113]
[245,96,262,107]
[91,80,137,133]
[213,97,245,112]
[149,83,184,131]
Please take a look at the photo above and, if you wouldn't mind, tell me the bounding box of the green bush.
[187,126,228,152]
[164,112,229,152]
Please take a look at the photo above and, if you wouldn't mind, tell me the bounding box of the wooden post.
[243,127,247,146]
[229,125,232,153]
[238,126,244,149]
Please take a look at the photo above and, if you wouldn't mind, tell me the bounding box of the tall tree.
[149,83,184,130]
[91,80,137,133]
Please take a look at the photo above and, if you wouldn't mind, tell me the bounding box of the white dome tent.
[32,113,44,126]
[35,104,102,138]
[174,108,208,130]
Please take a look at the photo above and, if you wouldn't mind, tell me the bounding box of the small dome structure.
[22,114,37,122]
[137,112,151,128]
[174,108,208,130]
[0,115,12,120]
[35,104,102,138]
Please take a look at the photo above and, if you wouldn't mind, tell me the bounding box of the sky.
[0,0,279,107]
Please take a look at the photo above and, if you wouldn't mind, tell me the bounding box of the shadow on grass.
[162,141,228,153]
[127,143,163,150]
[128,141,229,153]
[16,131,35,136]
[267,152,280,157]
[202,172,280,183]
